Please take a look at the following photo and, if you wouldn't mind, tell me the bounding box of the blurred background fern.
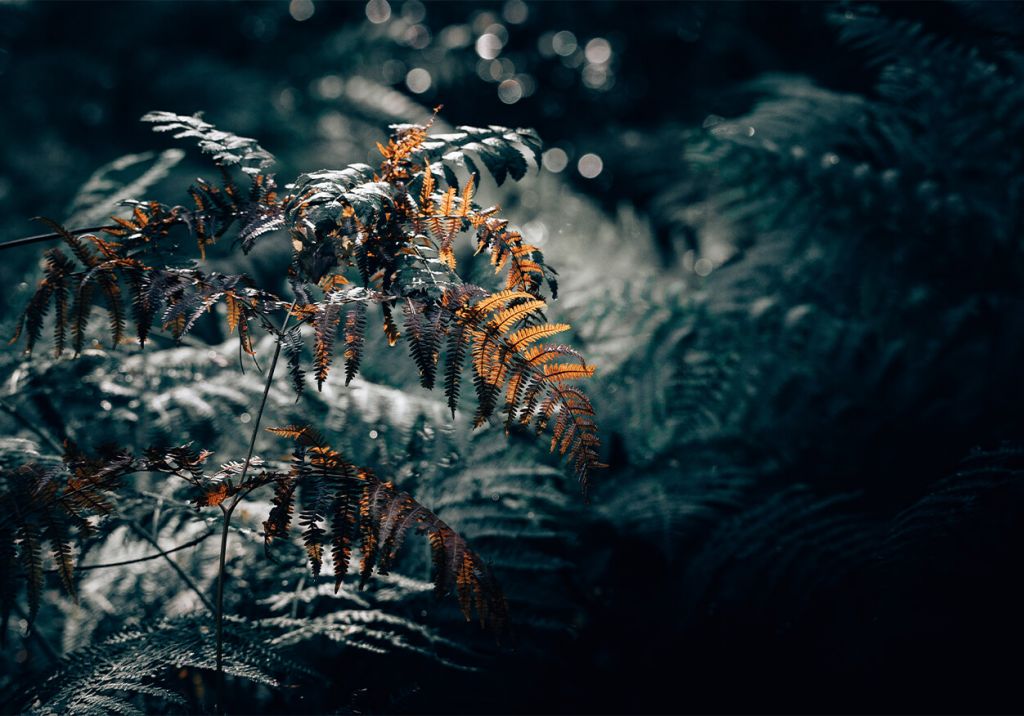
[2,0,1024,713]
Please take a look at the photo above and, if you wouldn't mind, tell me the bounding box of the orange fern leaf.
[266,426,508,633]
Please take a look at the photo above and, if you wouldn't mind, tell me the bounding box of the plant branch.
[214,302,295,687]
[0,225,118,252]
[126,522,214,612]
[237,305,295,490]
[57,529,215,571]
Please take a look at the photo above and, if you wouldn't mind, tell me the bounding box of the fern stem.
[238,308,294,489]
[213,303,295,700]
[214,503,234,674]
[0,225,118,252]
[126,522,214,612]
[213,501,235,714]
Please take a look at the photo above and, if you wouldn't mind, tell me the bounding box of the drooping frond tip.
[11,218,276,358]
[442,288,605,493]
[265,426,508,634]
[0,447,132,631]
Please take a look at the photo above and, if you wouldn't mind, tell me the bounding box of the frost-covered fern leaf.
[415,124,542,188]
[260,609,478,671]
[141,111,275,175]
[21,615,313,716]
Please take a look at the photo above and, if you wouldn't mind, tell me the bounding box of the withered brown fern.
[0,109,602,708]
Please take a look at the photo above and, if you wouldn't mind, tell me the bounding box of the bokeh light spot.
[314,74,344,100]
[694,258,714,277]
[382,59,405,84]
[542,147,569,173]
[401,0,425,23]
[498,78,523,104]
[440,24,472,49]
[289,0,315,22]
[585,37,612,64]
[582,65,609,90]
[503,0,528,24]
[517,73,536,97]
[405,67,432,94]
[484,23,509,44]
[365,0,391,24]
[552,30,577,57]
[404,23,431,49]
[537,31,556,58]
[577,152,603,178]
[471,11,498,34]
[476,32,503,59]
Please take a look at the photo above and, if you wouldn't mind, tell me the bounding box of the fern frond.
[417,125,541,186]
[444,290,603,490]
[141,110,275,175]
[342,302,368,386]
[281,326,306,396]
[17,521,45,622]
[42,511,76,602]
[313,301,342,390]
[682,487,879,628]
[0,447,138,630]
[443,320,471,418]
[505,322,571,351]
[402,299,445,389]
[21,615,311,715]
[263,476,298,550]
[267,426,508,633]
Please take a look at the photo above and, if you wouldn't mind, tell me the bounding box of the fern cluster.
[13,110,602,491]
[0,106,604,712]
[7,1,1024,712]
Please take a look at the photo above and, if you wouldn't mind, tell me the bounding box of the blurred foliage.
[3,0,1024,713]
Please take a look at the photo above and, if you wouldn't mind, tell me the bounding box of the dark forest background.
[2,0,1024,713]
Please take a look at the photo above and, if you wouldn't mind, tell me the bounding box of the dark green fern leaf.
[281,325,306,396]
[342,302,368,386]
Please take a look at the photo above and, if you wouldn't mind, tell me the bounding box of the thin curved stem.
[213,303,295,705]
[127,522,214,612]
[213,501,234,715]
[214,502,235,674]
[238,307,294,489]
[49,529,215,571]
[0,225,118,252]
